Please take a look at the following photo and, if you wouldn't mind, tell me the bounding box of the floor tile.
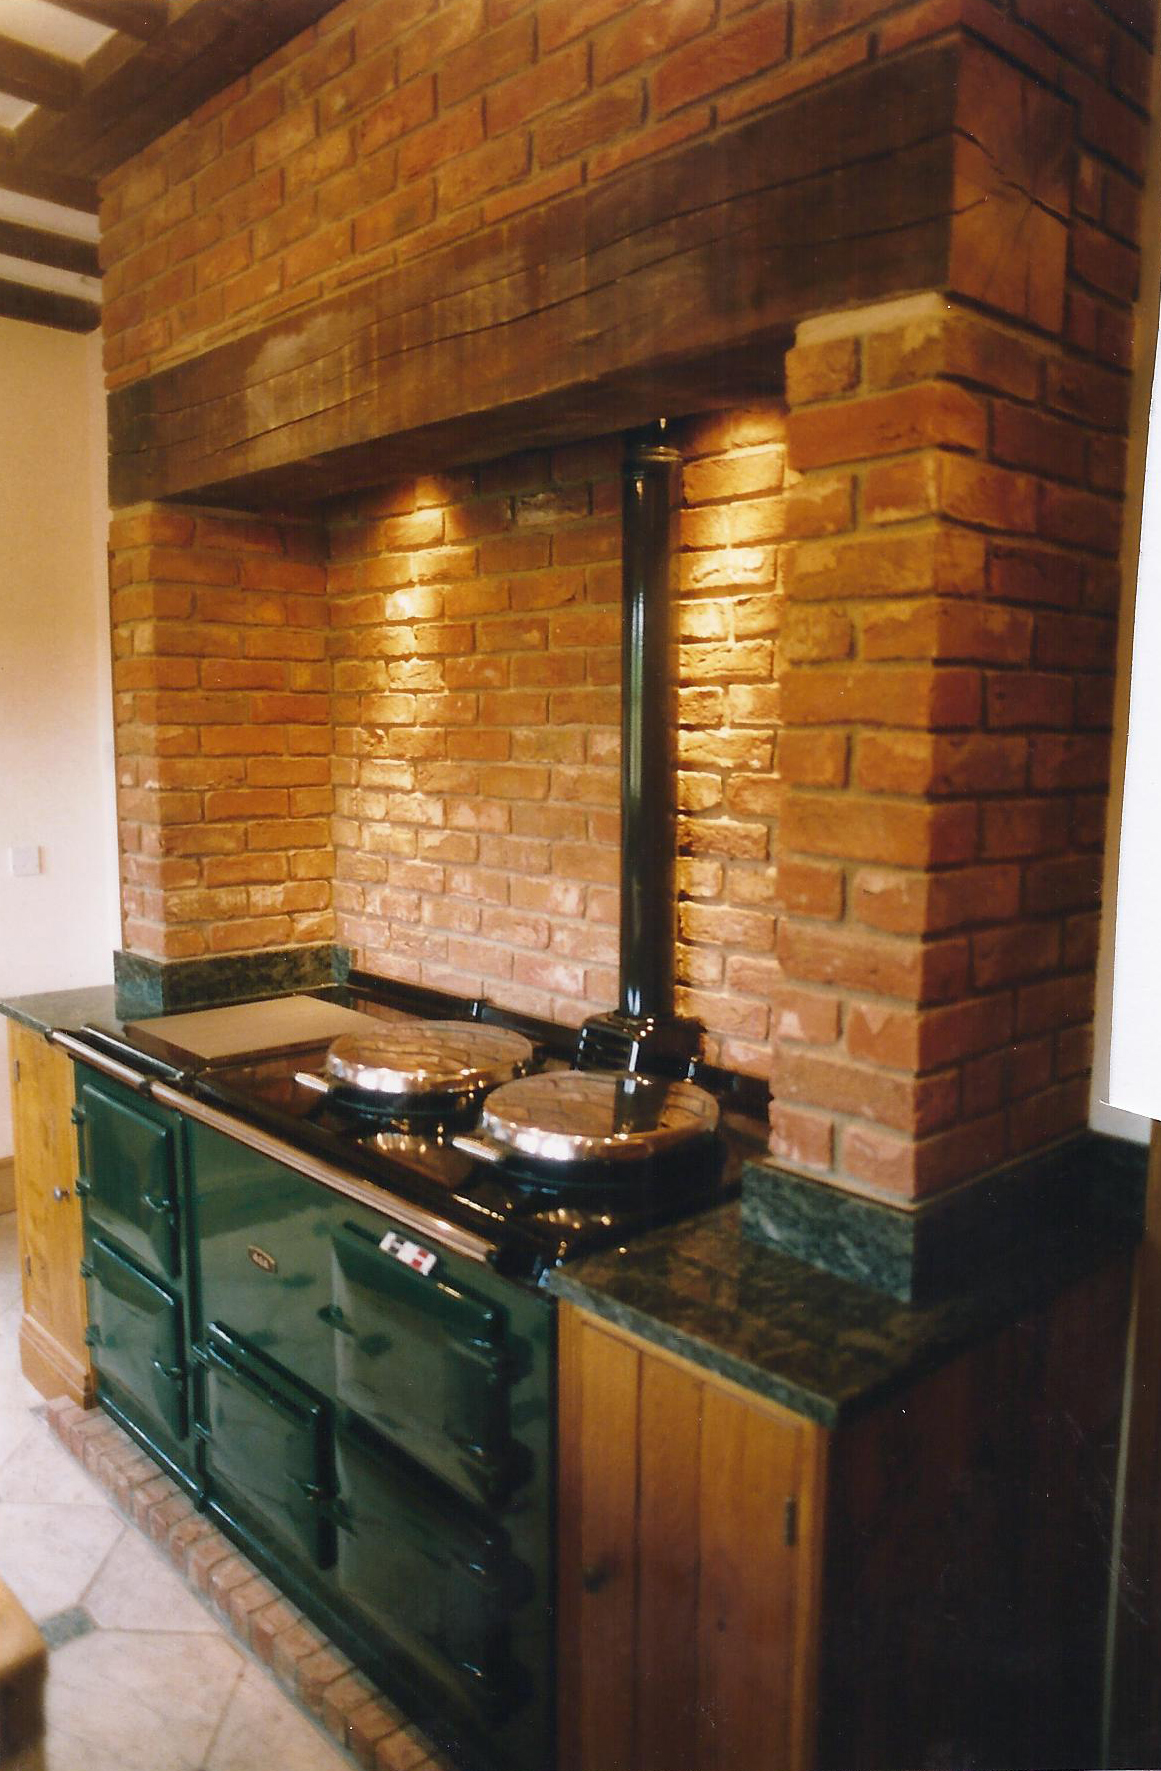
[84,1522,222,1634]
[0,1501,123,1621]
[204,1662,353,1771]
[0,1414,105,1506]
[39,1605,98,1650]
[0,1308,39,1408]
[0,1404,38,1465]
[42,1628,246,1771]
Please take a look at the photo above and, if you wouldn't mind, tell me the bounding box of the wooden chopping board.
[126,994,384,1060]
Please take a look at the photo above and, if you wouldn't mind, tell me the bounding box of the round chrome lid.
[324,1022,535,1098]
[478,1071,719,1165]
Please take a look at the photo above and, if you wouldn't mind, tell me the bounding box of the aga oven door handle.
[49,1029,153,1093]
[317,1303,355,1337]
[149,1082,499,1266]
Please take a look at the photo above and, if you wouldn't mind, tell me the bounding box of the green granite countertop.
[546,1195,1140,1428]
[1,985,120,1038]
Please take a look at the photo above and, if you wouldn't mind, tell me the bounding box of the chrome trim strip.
[293,1070,330,1094]
[450,1132,507,1165]
[148,1081,496,1266]
[49,1029,152,1093]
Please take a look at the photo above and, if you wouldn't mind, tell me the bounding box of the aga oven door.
[329,1220,525,1509]
[76,1077,183,1280]
[84,1234,189,1448]
[335,1412,532,1731]
[196,1321,335,1571]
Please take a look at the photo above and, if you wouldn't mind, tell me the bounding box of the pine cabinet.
[558,1251,1131,1771]
[556,1305,826,1771]
[8,1023,92,1405]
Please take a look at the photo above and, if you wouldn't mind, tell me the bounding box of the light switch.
[8,846,41,877]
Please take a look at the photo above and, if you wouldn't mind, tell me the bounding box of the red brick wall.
[98,0,1155,392]
[98,0,798,389]
[111,506,335,959]
[330,409,785,1071]
[112,413,787,1072]
[773,295,1127,1198]
[99,0,1158,1193]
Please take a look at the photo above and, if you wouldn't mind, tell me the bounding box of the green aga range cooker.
[55,976,753,1771]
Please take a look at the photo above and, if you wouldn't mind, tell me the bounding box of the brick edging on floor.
[45,1397,454,1771]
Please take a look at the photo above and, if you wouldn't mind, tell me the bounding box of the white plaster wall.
[0,318,119,1160]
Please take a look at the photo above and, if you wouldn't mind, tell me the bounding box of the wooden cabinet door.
[558,1305,826,1771]
[9,1024,92,1404]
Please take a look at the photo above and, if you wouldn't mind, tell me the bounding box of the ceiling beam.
[0,36,84,110]
[0,275,99,333]
[9,0,343,178]
[42,0,168,38]
[0,217,99,277]
[0,135,98,211]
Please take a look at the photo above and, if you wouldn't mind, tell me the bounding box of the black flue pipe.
[619,420,681,1022]
[576,420,702,1074]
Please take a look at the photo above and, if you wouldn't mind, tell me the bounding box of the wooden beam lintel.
[108,41,966,510]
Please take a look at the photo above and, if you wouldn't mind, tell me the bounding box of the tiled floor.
[0,1210,352,1771]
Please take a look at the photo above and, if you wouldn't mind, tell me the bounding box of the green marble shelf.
[548,1153,1143,1429]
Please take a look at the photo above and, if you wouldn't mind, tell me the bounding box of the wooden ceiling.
[0,0,341,335]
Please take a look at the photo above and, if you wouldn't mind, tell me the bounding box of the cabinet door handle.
[75,1176,91,1197]
[52,1186,71,1202]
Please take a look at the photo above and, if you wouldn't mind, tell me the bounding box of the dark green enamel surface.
[76,1066,555,1771]
[187,1113,554,1771]
[78,1078,182,1278]
[78,1077,200,1488]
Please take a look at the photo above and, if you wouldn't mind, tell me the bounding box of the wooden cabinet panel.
[637,1354,701,1771]
[558,1306,824,1771]
[558,1309,640,1771]
[9,1024,92,1404]
[696,1382,804,1771]
[819,1257,1131,1771]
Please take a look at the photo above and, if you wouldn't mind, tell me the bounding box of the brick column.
[773,294,1125,1202]
[110,503,335,959]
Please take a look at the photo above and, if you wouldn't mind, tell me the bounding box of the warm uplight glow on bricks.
[328,411,787,1072]
[101,0,1153,1199]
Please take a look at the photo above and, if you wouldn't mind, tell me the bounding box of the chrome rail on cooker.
[149,1082,498,1266]
[51,1027,499,1268]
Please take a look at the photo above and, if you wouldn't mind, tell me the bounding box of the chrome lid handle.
[451,1132,508,1165]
